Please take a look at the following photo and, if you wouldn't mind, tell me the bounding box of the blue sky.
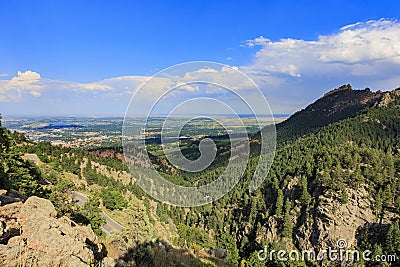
[1,1,400,116]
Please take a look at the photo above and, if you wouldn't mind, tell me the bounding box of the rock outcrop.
[296,186,376,250]
[323,84,353,97]
[0,194,106,267]
[0,192,225,267]
[256,184,397,257]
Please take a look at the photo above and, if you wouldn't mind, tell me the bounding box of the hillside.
[272,84,387,143]
[152,86,400,266]
[0,120,231,266]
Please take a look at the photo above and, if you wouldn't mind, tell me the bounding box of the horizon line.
[2,113,291,119]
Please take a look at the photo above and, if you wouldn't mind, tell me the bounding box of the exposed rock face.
[0,189,26,206]
[208,248,227,259]
[377,88,400,107]
[0,195,22,246]
[0,195,105,267]
[377,92,394,107]
[296,186,376,250]
[323,84,353,97]
[0,193,219,267]
[100,256,130,267]
[257,185,388,258]
[263,216,280,243]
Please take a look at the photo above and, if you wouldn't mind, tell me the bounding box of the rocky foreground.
[0,190,230,267]
[0,190,124,267]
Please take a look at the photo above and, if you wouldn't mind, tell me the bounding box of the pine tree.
[282,199,294,238]
[218,233,239,265]
[299,175,311,205]
[275,189,284,217]
[82,196,105,236]
[395,196,400,213]
[385,220,400,254]
[339,187,348,204]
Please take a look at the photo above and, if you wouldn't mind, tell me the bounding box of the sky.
[1,0,400,116]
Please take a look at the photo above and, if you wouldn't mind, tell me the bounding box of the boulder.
[208,248,227,259]
[0,196,105,267]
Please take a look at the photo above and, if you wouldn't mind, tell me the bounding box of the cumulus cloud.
[97,66,255,103]
[238,19,400,113]
[0,70,44,101]
[7,70,42,89]
[1,67,253,103]
[101,75,174,99]
[318,19,400,64]
[244,19,400,78]
[0,71,117,102]
[3,19,400,115]
[244,36,270,47]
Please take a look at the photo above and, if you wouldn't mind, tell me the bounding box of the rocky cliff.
[0,191,114,267]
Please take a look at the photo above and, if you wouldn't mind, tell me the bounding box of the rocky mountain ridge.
[273,84,400,143]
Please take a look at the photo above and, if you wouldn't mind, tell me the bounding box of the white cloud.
[0,70,44,101]
[30,90,41,97]
[69,82,112,91]
[0,71,118,102]
[191,68,219,73]
[179,65,254,91]
[244,19,400,78]
[244,36,270,47]
[318,19,400,64]
[0,73,8,77]
[3,19,400,115]
[8,70,42,89]
[340,22,363,31]
[102,75,175,98]
[239,19,400,113]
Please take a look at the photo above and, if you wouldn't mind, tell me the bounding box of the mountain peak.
[323,84,353,97]
[273,85,386,143]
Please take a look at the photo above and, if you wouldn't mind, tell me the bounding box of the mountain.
[0,85,399,266]
[273,84,388,143]
[245,86,400,265]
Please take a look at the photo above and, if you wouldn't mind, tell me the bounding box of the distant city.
[3,117,124,148]
[2,115,287,148]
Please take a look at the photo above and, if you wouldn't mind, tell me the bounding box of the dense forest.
[151,88,400,266]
